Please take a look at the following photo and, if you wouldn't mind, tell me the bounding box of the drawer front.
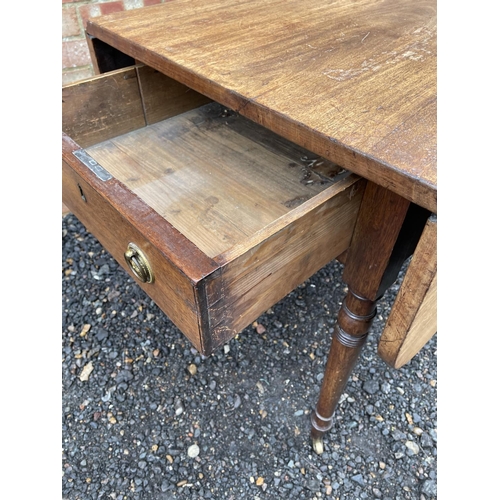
[63,134,218,353]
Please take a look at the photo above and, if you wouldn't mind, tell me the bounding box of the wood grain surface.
[62,67,145,149]
[62,64,211,148]
[136,65,211,125]
[207,176,365,351]
[378,216,437,368]
[86,0,437,212]
[86,103,349,258]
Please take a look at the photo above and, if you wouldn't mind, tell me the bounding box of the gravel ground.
[62,213,437,500]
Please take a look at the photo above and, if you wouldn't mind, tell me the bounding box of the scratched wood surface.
[62,67,145,149]
[86,0,437,213]
[86,102,348,258]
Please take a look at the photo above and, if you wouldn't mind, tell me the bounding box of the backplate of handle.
[124,242,154,283]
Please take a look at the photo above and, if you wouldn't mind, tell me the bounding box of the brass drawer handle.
[124,243,154,283]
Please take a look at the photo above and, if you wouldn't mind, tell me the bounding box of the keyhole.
[78,183,87,202]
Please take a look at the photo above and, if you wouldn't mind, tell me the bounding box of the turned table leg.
[311,181,429,453]
[311,289,376,453]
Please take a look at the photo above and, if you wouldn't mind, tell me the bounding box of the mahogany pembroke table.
[62,0,437,453]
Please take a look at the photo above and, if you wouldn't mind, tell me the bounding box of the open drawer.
[62,65,365,355]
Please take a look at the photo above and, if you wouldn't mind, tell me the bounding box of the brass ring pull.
[124,243,154,283]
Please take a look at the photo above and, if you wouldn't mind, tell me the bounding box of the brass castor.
[311,435,324,455]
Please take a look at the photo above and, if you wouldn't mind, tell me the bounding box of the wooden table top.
[87,0,437,213]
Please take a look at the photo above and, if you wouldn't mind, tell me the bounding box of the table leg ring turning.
[310,290,376,454]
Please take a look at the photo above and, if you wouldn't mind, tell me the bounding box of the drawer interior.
[63,64,364,354]
[85,102,350,259]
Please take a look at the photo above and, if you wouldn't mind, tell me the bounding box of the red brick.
[62,39,92,69]
[62,6,81,38]
[100,1,125,15]
[79,4,102,29]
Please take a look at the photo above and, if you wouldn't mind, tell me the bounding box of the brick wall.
[62,0,171,85]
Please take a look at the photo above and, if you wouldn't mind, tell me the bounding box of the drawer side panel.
[62,64,212,149]
[136,65,212,125]
[206,177,366,350]
[62,67,146,148]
